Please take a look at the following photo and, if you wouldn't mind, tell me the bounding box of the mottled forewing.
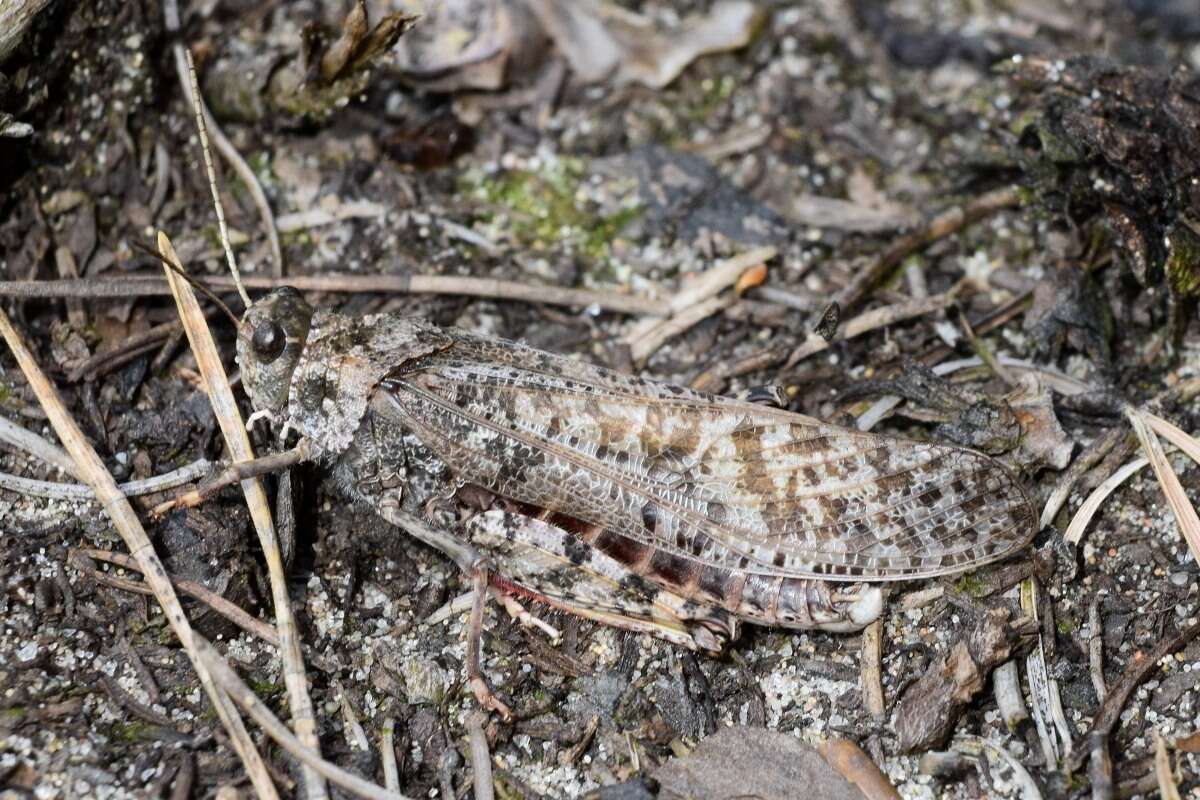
[382,331,1037,581]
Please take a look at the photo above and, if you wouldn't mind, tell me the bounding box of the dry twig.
[1067,619,1200,773]
[0,459,211,501]
[1126,408,1200,565]
[860,619,886,723]
[71,548,280,646]
[151,444,310,517]
[834,185,1021,314]
[159,232,327,799]
[818,737,900,800]
[467,711,495,800]
[1154,731,1182,800]
[691,293,954,392]
[0,273,663,315]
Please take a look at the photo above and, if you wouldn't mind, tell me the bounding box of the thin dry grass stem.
[0,274,663,315]
[53,246,86,328]
[1143,411,1200,464]
[164,0,280,284]
[860,619,886,723]
[467,711,496,800]
[380,719,400,793]
[194,639,411,800]
[1153,731,1182,800]
[158,232,328,799]
[0,307,280,800]
[1126,407,1200,566]
[0,414,80,477]
[1088,599,1106,703]
[1020,578,1072,769]
[179,49,252,306]
[0,458,211,501]
[336,680,370,751]
[72,548,281,646]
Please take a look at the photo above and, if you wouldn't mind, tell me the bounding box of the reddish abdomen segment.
[571,518,879,630]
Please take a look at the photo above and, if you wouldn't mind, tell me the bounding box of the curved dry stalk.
[0,414,79,477]
[1063,457,1150,545]
[1040,427,1126,529]
[1143,412,1200,464]
[159,232,327,799]
[0,307,280,800]
[0,459,211,501]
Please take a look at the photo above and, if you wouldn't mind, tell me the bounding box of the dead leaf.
[1008,375,1074,471]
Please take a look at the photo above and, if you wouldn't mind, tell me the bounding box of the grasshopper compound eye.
[252,321,286,363]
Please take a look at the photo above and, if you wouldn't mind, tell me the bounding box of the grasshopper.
[235,287,1036,707]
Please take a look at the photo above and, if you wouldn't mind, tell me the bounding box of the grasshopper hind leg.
[375,495,514,719]
[467,509,740,653]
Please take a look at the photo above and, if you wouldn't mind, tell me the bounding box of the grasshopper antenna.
[131,241,242,327]
[183,48,252,311]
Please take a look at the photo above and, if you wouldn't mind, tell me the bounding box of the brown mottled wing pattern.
[380,328,1037,582]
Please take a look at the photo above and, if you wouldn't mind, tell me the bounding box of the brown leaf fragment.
[894,608,1016,752]
[320,0,370,83]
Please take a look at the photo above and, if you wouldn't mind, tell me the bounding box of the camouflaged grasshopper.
[235,287,1037,671]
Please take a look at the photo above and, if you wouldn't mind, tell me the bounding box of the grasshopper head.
[236,287,314,417]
